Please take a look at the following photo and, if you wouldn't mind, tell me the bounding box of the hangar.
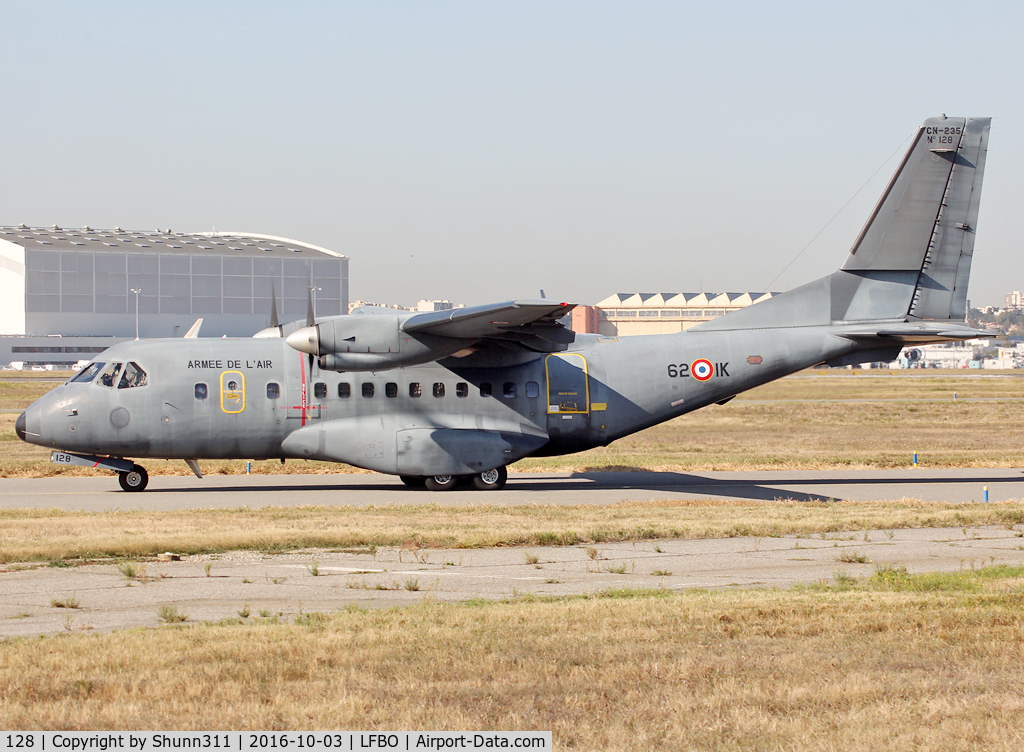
[0,225,348,367]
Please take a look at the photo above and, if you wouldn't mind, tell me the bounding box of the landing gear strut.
[118,464,149,492]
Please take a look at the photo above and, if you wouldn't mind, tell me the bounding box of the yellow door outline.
[220,370,246,414]
[545,353,590,414]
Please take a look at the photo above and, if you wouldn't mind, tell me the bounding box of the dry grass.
[5,371,1024,477]
[2,498,1023,563]
[2,569,1024,748]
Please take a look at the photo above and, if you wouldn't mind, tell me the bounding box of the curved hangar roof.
[0,225,346,260]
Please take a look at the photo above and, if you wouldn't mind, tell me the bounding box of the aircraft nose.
[15,412,26,441]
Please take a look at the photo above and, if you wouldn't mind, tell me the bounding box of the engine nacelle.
[286,314,471,372]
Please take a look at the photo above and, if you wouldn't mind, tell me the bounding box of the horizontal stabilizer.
[835,322,990,345]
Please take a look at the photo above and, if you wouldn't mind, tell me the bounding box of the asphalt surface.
[0,468,1021,510]
[2,527,1022,637]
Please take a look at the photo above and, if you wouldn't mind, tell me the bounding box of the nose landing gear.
[118,464,149,492]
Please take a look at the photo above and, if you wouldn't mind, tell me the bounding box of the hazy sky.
[2,1,1021,307]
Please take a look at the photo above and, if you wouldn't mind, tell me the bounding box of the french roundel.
[691,358,714,381]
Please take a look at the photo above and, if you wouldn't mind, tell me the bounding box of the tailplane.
[696,116,991,332]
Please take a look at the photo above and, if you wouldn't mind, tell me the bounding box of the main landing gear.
[118,464,149,492]
[409,466,508,492]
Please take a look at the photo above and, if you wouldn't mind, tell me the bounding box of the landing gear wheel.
[118,464,149,492]
[424,475,459,492]
[472,466,508,491]
[399,475,427,489]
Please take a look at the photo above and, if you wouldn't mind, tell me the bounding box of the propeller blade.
[306,285,315,327]
[270,286,279,329]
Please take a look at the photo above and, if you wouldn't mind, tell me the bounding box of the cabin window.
[97,362,123,388]
[409,382,422,398]
[503,382,516,399]
[456,382,468,398]
[526,381,540,398]
[362,382,375,398]
[194,383,208,399]
[117,361,148,389]
[479,382,492,397]
[266,383,280,399]
[385,382,398,398]
[70,362,103,383]
[314,382,327,399]
[338,382,351,398]
[433,382,445,398]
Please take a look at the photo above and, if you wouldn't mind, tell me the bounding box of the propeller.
[305,284,316,373]
[270,286,279,329]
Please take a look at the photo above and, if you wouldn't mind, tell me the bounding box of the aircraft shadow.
[141,468,1024,504]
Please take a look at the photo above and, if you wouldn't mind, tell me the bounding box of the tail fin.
[695,116,991,332]
[835,116,990,322]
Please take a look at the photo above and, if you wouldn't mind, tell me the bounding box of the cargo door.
[545,353,590,438]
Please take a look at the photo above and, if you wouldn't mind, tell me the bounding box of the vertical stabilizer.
[836,116,990,322]
[692,116,991,333]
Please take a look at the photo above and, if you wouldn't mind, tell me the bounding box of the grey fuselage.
[18,323,863,476]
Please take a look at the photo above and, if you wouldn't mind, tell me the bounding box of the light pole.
[130,288,141,339]
[310,286,322,318]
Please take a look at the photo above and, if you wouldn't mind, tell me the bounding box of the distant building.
[416,299,456,312]
[0,225,348,368]
[592,292,779,336]
[570,305,600,334]
[1006,291,1024,310]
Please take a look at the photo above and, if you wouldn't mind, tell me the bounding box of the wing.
[402,299,577,346]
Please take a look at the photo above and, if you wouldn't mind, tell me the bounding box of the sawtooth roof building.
[0,225,348,368]
[586,292,779,336]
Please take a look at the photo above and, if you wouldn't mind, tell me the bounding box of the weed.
[294,611,330,628]
[61,613,74,631]
[404,578,420,592]
[8,612,32,620]
[237,604,250,619]
[884,529,895,540]
[652,544,662,553]
[607,563,627,574]
[116,561,137,580]
[585,547,600,560]
[838,550,869,564]
[156,604,187,624]
[833,570,857,587]
[306,561,320,577]
[50,594,80,609]
[47,560,71,568]
[258,609,271,618]
[524,552,539,565]
[544,579,560,584]
[651,570,672,576]
[242,577,253,584]
[204,562,212,577]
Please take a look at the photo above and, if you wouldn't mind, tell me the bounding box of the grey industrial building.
[0,225,348,368]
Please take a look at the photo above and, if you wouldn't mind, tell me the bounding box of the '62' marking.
[666,360,730,380]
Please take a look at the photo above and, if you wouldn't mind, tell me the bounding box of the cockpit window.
[97,362,123,388]
[117,362,148,389]
[70,362,104,383]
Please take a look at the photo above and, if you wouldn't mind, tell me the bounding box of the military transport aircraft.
[16,116,991,492]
